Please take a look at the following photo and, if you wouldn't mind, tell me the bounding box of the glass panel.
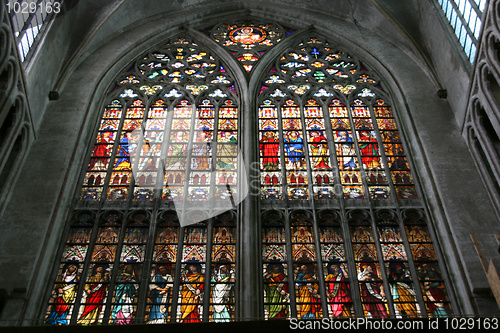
[146,215,179,324]
[438,0,482,62]
[77,37,238,204]
[404,211,452,317]
[108,215,148,325]
[376,212,419,318]
[47,27,457,324]
[109,264,141,325]
[212,23,290,72]
[77,263,112,325]
[260,101,282,198]
[291,217,322,319]
[176,224,207,322]
[349,214,389,318]
[215,100,239,200]
[210,217,236,322]
[262,212,290,319]
[45,217,93,325]
[319,212,353,318]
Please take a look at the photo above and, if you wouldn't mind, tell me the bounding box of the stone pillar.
[0,1,35,326]
[462,0,500,315]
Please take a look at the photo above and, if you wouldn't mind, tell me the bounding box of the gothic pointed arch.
[257,33,453,319]
[44,32,243,325]
[43,22,455,325]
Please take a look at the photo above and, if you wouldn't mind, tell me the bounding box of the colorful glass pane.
[77,38,238,204]
[212,23,291,72]
[50,27,454,325]
[176,223,207,322]
[262,214,289,320]
[77,263,112,325]
[146,217,179,324]
[404,211,452,317]
[349,214,389,318]
[318,213,353,318]
[45,220,93,325]
[210,218,236,322]
[291,218,322,319]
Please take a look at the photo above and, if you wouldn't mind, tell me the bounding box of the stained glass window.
[259,36,452,319]
[260,208,452,319]
[291,212,322,319]
[177,221,207,322]
[76,212,121,325]
[258,37,418,203]
[46,36,239,325]
[319,211,353,317]
[404,210,452,317]
[45,211,92,325]
[146,212,179,323]
[262,210,290,319]
[47,25,453,324]
[211,23,291,72]
[45,209,237,325]
[349,211,389,318]
[209,217,236,321]
[80,37,239,205]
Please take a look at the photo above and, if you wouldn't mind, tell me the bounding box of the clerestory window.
[436,0,487,62]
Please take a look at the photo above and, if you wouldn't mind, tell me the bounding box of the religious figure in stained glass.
[138,134,162,171]
[191,131,212,170]
[309,131,330,169]
[45,24,456,324]
[217,141,237,170]
[357,263,388,318]
[45,264,79,325]
[166,131,188,170]
[295,264,321,319]
[110,265,138,324]
[114,132,133,170]
[325,262,351,317]
[210,264,235,322]
[77,264,111,324]
[89,132,113,170]
[179,263,204,322]
[387,263,419,317]
[336,131,357,169]
[417,263,451,317]
[263,263,289,319]
[284,131,305,169]
[358,131,380,168]
[214,23,288,72]
[260,132,280,170]
[147,264,174,324]
[230,27,266,44]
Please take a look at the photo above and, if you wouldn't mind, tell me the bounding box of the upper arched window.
[78,37,240,207]
[258,37,417,202]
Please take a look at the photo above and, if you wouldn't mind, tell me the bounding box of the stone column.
[0,1,35,326]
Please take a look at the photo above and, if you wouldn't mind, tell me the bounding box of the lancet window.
[259,37,452,318]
